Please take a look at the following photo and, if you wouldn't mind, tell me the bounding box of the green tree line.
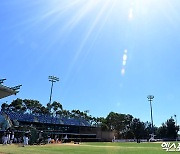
[1,98,179,140]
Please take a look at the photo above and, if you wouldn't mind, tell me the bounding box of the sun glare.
[121,68,125,75]
[38,0,165,78]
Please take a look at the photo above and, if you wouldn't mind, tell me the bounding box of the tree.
[157,117,179,140]
[71,109,81,118]
[121,114,133,139]
[40,106,49,114]
[51,101,63,116]
[157,123,167,139]
[8,98,26,112]
[23,99,42,114]
[31,100,42,114]
[166,117,179,139]
[61,109,71,117]
[143,121,152,140]
[103,112,134,138]
[98,117,109,131]
[23,99,34,113]
[1,102,9,111]
[131,118,145,142]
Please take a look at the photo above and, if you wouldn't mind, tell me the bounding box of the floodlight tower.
[174,114,177,128]
[174,114,178,141]
[147,95,154,134]
[48,76,59,104]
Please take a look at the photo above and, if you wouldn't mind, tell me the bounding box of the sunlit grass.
[0,142,168,154]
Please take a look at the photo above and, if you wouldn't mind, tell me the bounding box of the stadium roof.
[0,79,21,99]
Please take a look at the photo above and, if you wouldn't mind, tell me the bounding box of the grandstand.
[0,111,101,142]
[0,78,113,143]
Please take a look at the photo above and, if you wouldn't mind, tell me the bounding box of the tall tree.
[104,112,134,138]
[166,117,179,139]
[157,117,179,139]
[131,118,145,142]
[157,123,167,139]
[51,101,63,116]
[23,99,42,114]
[8,98,26,112]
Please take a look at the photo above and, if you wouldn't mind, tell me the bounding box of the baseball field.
[0,142,171,154]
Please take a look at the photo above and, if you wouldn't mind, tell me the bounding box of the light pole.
[48,76,59,105]
[174,114,178,141]
[147,95,154,135]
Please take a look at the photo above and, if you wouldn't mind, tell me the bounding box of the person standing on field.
[2,132,7,145]
[10,132,14,144]
[47,135,51,144]
[23,131,30,146]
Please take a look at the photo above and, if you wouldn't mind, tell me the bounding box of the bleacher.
[0,111,91,127]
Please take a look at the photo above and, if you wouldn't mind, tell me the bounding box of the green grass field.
[0,142,174,154]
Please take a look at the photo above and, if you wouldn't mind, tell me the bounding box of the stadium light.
[48,76,59,105]
[174,114,178,141]
[147,95,154,135]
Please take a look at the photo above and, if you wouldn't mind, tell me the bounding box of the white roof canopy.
[0,79,21,99]
[0,84,17,99]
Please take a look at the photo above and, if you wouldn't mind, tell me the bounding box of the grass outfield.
[0,142,171,154]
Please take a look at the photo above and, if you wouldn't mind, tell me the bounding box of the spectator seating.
[0,111,91,127]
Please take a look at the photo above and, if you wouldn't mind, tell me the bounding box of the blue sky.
[1,0,180,126]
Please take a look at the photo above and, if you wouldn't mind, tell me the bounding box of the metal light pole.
[174,114,177,128]
[48,76,59,104]
[174,114,177,141]
[147,95,154,135]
